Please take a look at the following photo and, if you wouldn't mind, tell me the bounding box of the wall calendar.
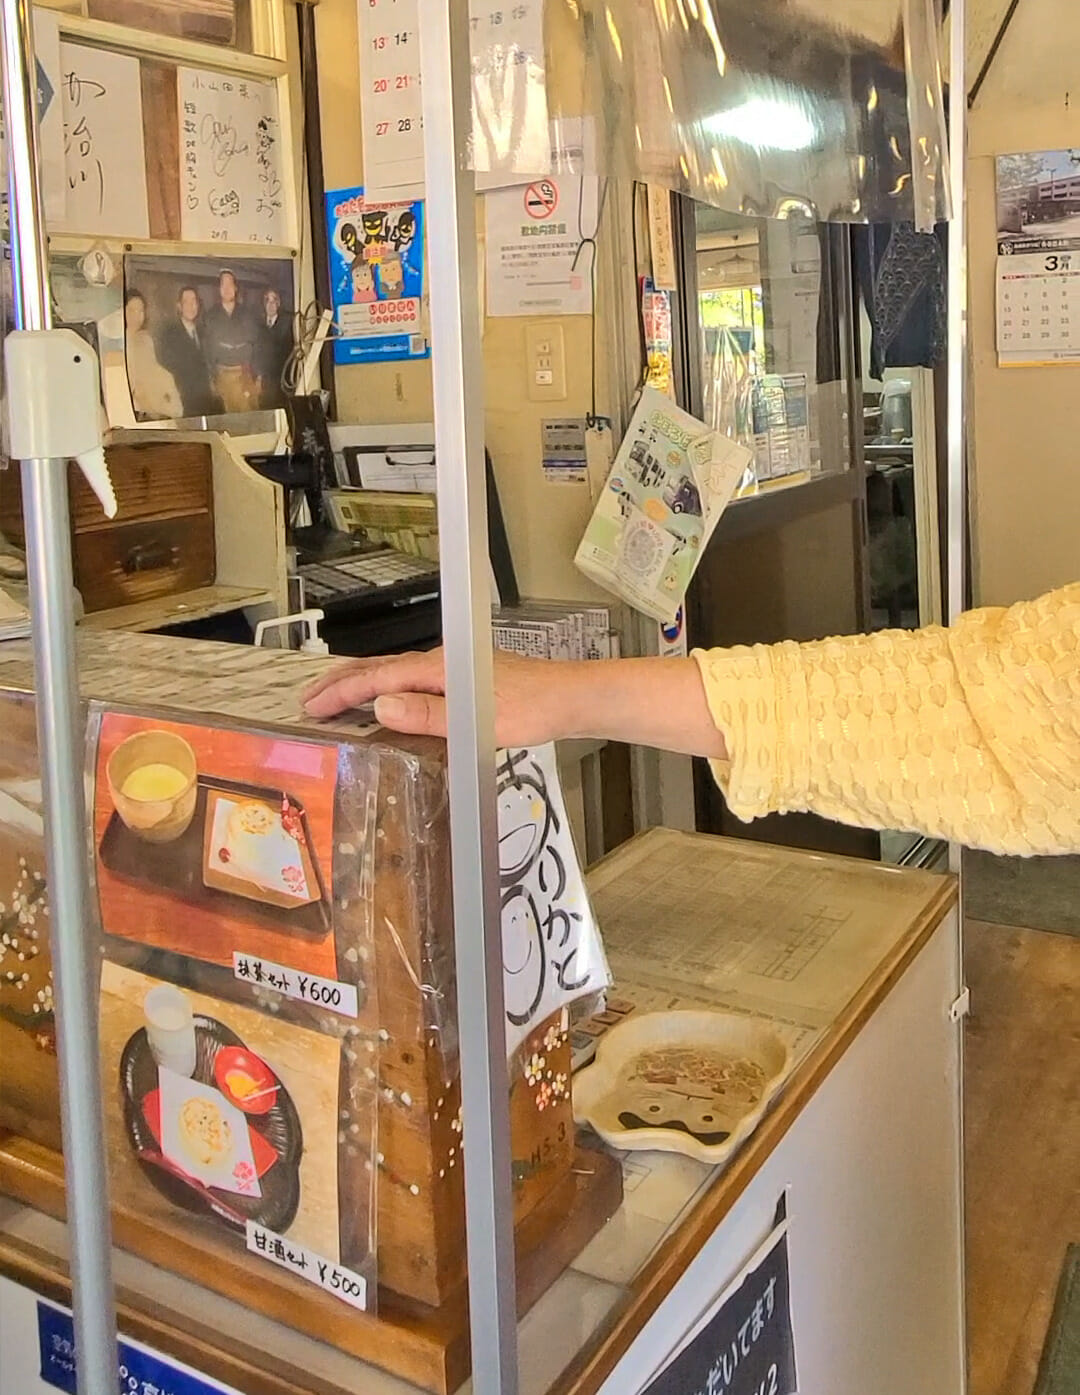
[995,147,1080,367]
[996,251,1080,366]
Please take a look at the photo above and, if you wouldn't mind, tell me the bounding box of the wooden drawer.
[75,514,215,612]
[72,442,213,529]
[1,442,214,541]
[0,442,215,614]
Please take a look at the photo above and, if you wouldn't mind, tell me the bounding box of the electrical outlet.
[525,322,567,401]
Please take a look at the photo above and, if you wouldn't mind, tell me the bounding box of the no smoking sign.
[524,179,559,219]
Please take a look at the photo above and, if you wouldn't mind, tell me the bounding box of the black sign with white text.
[643,1221,797,1395]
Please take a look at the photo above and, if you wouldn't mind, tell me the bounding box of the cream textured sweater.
[693,583,1080,856]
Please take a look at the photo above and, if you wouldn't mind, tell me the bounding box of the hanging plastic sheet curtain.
[469,0,950,229]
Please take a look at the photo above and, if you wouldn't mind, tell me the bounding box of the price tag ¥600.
[232,953,359,1019]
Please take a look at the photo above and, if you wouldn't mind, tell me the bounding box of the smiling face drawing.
[613,1048,768,1147]
[500,888,545,1025]
[496,778,551,885]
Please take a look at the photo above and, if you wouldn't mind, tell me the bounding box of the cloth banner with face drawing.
[496,744,610,1059]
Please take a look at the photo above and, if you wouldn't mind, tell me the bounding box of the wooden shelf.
[79,585,276,633]
[51,10,288,76]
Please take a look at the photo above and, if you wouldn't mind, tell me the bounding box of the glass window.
[694,203,851,492]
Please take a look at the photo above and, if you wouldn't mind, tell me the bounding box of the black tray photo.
[99,774,332,938]
[120,1014,304,1236]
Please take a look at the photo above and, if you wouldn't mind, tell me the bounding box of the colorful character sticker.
[325,185,428,365]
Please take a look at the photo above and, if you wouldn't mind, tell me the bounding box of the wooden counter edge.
[0,1232,348,1395]
[550,874,959,1395]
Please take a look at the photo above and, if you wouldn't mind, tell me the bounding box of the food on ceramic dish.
[177,1095,233,1169]
[216,797,308,899]
[573,1009,791,1164]
[214,1045,278,1114]
[617,1047,769,1145]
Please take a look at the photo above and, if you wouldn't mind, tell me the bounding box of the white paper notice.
[497,743,610,1057]
[57,43,148,238]
[477,114,594,192]
[469,0,550,183]
[357,0,425,201]
[232,952,359,1019]
[996,249,1080,366]
[359,0,550,199]
[0,11,65,225]
[178,68,287,245]
[34,11,65,224]
[246,1222,369,1310]
[485,176,598,317]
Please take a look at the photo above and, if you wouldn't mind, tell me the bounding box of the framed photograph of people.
[123,254,296,422]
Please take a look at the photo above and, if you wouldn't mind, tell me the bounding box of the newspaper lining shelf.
[0,589,31,642]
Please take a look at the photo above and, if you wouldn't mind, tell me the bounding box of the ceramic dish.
[572,1009,791,1165]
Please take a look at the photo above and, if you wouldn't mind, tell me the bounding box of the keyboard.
[298,550,440,607]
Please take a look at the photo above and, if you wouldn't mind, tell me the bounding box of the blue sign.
[38,1302,232,1395]
[325,185,428,367]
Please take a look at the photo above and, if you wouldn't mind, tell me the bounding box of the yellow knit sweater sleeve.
[692,583,1080,856]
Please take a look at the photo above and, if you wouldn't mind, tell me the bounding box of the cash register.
[245,449,442,657]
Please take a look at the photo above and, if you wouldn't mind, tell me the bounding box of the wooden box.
[0,441,215,613]
[86,0,237,47]
[0,633,620,1393]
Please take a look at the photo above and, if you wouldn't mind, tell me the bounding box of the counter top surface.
[0,627,426,749]
[0,830,955,1395]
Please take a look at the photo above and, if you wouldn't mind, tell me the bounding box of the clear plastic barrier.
[470,0,950,227]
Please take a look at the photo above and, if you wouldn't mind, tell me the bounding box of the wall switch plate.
[525,322,567,401]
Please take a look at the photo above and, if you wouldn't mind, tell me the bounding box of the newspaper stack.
[492,600,618,661]
[0,587,30,642]
[574,387,753,623]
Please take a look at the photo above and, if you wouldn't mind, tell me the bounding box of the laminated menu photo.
[574,387,752,623]
[92,711,345,976]
[99,960,377,1305]
[89,706,380,1308]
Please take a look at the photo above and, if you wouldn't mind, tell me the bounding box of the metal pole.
[946,0,968,632]
[417,3,520,1393]
[945,7,971,1394]
[946,0,968,864]
[0,0,119,1388]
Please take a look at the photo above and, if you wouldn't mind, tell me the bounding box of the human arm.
[694,583,1080,855]
[303,651,727,758]
[303,584,1080,856]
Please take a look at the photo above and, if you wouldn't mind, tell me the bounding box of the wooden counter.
[0,826,960,1395]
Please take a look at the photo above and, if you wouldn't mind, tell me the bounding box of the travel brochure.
[575,387,753,623]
